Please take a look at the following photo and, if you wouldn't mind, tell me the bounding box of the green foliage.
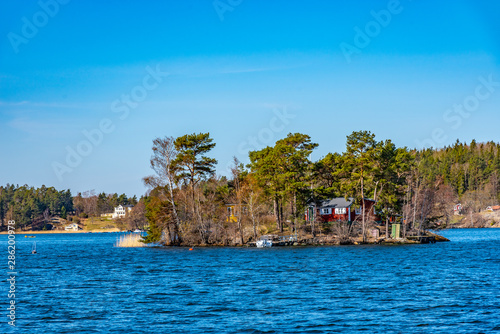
[142,196,166,243]
[417,140,500,200]
[60,206,67,219]
[96,192,130,215]
[0,184,73,230]
[249,133,317,195]
[374,141,413,220]
[249,133,318,231]
[312,152,343,199]
[173,132,217,185]
[340,130,378,201]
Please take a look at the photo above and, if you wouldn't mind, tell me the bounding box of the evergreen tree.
[340,131,378,242]
[173,132,217,242]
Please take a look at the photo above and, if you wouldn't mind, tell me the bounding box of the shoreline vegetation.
[1,131,499,247]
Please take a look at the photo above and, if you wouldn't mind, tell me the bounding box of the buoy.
[189,248,193,251]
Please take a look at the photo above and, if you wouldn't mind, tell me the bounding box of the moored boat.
[256,235,273,248]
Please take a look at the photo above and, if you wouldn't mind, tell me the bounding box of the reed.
[115,233,145,248]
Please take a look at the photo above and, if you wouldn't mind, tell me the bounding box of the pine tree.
[173,132,217,242]
[340,131,378,243]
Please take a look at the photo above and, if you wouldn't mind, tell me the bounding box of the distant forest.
[0,186,137,230]
[417,139,500,205]
[1,133,499,242]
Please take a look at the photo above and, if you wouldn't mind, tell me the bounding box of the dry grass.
[84,217,117,231]
[115,233,145,248]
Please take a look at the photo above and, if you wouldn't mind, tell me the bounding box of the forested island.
[1,131,499,245]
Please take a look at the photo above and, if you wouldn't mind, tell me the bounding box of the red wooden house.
[306,197,378,223]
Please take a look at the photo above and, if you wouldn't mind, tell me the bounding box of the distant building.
[226,204,237,223]
[112,205,134,219]
[65,223,80,231]
[454,204,463,215]
[486,205,500,212]
[306,197,378,223]
[225,204,247,223]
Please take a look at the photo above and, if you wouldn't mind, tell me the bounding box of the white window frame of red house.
[335,208,346,214]
[320,208,332,215]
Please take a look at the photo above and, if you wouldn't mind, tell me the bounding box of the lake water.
[2,229,499,333]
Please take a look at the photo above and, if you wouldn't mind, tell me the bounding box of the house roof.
[490,205,500,210]
[116,204,134,209]
[316,197,376,209]
[320,197,355,208]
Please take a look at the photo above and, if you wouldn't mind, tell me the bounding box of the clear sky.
[1,0,499,197]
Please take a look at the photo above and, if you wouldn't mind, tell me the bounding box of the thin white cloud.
[7,117,74,137]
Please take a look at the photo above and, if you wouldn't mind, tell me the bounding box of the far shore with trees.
[1,131,500,244]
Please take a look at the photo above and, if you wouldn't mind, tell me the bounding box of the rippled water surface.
[2,229,499,333]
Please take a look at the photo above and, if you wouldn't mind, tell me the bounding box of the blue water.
[1,229,499,333]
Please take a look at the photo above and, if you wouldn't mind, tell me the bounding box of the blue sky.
[1,0,499,197]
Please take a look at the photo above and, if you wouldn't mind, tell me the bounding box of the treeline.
[0,186,139,230]
[0,185,73,230]
[143,131,500,245]
[418,140,500,204]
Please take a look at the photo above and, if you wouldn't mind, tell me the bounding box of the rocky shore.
[246,231,449,247]
[440,211,500,229]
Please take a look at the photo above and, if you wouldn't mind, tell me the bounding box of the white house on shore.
[112,205,134,219]
[65,223,80,231]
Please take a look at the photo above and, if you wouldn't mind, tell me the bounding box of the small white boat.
[256,236,273,248]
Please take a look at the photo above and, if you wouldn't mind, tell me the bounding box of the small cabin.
[64,223,80,231]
